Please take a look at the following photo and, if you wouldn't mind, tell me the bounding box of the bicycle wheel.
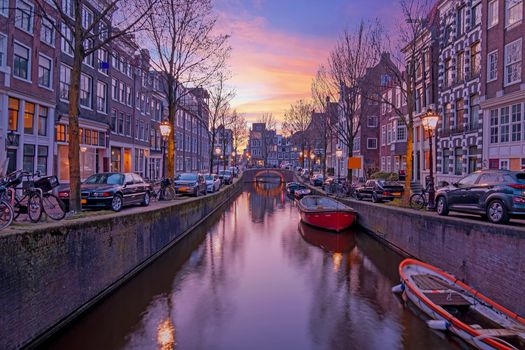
[0,200,14,230]
[12,196,22,220]
[410,193,426,210]
[27,193,43,223]
[162,186,176,201]
[42,193,66,220]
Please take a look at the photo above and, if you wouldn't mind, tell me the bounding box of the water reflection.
[45,184,460,350]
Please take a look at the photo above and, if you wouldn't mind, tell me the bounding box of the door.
[450,173,480,208]
[123,149,132,172]
[123,173,135,204]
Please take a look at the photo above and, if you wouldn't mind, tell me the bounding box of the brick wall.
[0,181,242,349]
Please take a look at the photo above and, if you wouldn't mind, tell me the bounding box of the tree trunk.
[67,51,83,213]
[167,101,176,178]
[347,145,353,181]
[403,125,413,206]
[209,129,216,174]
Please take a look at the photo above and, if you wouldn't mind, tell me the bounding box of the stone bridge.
[242,168,295,183]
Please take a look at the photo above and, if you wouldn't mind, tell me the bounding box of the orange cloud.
[218,12,334,123]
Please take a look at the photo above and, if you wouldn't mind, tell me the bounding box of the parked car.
[218,170,233,185]
[228,166,239,178]
[58,172,152,212]
[286,182,304,195]
[355,179,404,202]
[310,174,324,187]
[174,173,207,196]
[435,170,525,224]
[204,174,221,193]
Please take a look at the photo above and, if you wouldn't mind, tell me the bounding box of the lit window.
[24,102,34,134]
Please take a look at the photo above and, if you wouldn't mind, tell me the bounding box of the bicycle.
[409,186,429,209]
[151,178,176,201]
[0,183,14,230]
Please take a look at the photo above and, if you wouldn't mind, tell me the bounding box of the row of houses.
[0,0,211,182]
[325,0,524,185]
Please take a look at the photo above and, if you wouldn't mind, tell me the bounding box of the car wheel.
[486,200,509,224]
[436,196,449,216]
[111,194,123,212]
[371,192,380,203]
[142,192,150,207]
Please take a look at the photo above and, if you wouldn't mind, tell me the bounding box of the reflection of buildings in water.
[249,181,285,223]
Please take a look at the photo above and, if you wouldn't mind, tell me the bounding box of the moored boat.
[394,258,525,350]
[297,195,357,232]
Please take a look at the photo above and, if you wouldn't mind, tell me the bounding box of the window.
[38,106,48,136]
[96,81,107,113]
[504,39,522,85]
[488,0,499,28]
[59,65,71,101]
[127,86,132,106]
[456,52,464,82]
[0,34,6,68]
[457,6,465,36]
[81,6,93,30]
[469,94,479,129]
[487,51,498,82]
[139,120,145,140]
[500,106,510,142]
[118,113,124,134]
[490,109,499,143]
[386,123,392,144]
[445,58,452,86]
[62,0,74,18]
[511,103,522,142]
[61,23,73,56]
[97,49,109,75]
[458,172,479,187]
[110,109,117,132]
[38,55,52,88]
[15,0,33,32]
[80,74,92,108]
[83,39,94,66]
[468,146,478,174]
[56,124,66,142]
[84,129,91,145]
[24,102,34,134]
[13,43,30,80]
[367,116,377,127]
[456,99,464,130]
[470,42,481,77]
[442,149,450,174]
[381,126,386,145]
[397,124,406,141]
[119,82,125,103]
[125,115,131,136]
[23,144,35,172]
[111,78,118,100]
[472,3,482,26]
[37,146,48,175]
[40,18,55,45]
[454,147,463,175]
[0,0,7,16]
[99,22,108,41]
[367,138,377,149]
[9,97,19,131]
[505,0,523,27]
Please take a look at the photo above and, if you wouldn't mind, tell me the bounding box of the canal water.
[45,182,462,350]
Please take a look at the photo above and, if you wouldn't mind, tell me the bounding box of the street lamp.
[336,146,343,181]
[159,121,171,178]
[421,108,440,210]
[231,151,236,167]
[215,146,221,174]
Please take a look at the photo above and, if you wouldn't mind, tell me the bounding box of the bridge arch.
[242,168,294,183]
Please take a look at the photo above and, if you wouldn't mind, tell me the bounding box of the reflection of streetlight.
[215,146,221,174]
[421,108,439,210]
[159,121,171,178]
[157,319,175,350]
[336,146,343,180]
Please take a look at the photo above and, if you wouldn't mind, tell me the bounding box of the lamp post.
[310,152,315,174]
[231,151,236,167]
[421,108,440,210]
[215,146,221,174]
[336,146,343,181]
[159,121,171,179]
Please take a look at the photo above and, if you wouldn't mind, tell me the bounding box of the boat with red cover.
[297,195,357,232]
[394,258,525,350]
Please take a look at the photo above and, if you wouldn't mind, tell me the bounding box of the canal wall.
[0,179,243,350]
[302,183,525,316]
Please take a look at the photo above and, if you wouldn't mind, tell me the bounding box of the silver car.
[204,174,221,193]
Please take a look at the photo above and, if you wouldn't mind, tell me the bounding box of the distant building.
[213,124,233,170]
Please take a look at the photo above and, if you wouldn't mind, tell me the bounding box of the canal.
[44,182,462,350]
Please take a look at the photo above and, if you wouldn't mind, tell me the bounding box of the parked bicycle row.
[0,166,239,230]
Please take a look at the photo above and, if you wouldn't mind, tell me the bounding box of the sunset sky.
[215,0,400,124]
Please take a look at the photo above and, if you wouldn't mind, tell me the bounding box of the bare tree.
[326,21,379,180]
[257,113,277,166]
[283,100,312,171]
[208,72,235,173]
[229,110,248,166]
[370,0,435,203]
[33,0,156,213]
[143,0,230,178]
